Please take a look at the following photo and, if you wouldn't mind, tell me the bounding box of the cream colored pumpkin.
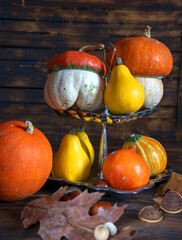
[134,76,164,108]
[44,69,106,111]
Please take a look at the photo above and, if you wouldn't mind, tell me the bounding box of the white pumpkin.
[134,76,164,108]
[44,69,106,111]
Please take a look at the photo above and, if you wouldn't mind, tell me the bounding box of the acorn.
[94,225,109,240]
[104,222,117,236]
[92,179,110,188]
[60,187,82,201]
[94,222,117,240]
[90,201,112,216]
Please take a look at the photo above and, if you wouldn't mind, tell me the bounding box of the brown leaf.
[111,226,136,240]
[21,186,69,228]
[153,197,163,205]
[21,186,131,240]
[156,172,182,196]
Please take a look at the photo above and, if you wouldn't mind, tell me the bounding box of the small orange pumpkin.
[122,134,167,177]
[102,147,150,190]
[0,120,53,201]
[107,26,173,77]
[47,50,106,76]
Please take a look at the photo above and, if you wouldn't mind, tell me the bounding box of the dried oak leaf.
[156,172,182,196]
[21,186,134,240]
[111,226,136,240]
[153,197,163,205]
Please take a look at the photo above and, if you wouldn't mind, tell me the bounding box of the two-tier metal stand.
[55,42,158,179]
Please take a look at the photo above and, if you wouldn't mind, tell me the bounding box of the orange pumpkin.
[0,120,53,201]
[102,147,150,190]
[107,26,173,77]
[47,50,106,76]
[122,134,167,177]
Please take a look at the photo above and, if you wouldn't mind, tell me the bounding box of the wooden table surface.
[0,145,182,240]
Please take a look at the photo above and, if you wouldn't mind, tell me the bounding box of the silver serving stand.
[55,42,158,180]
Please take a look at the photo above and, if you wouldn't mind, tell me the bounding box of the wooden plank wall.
[0,0,181,156]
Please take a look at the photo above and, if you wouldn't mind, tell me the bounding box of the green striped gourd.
[122,134,167,177]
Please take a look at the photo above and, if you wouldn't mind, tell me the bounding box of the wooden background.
[0,0,181,159]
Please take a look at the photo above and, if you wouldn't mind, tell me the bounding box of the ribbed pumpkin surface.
[0,121,53,201]
[122,134,167,177]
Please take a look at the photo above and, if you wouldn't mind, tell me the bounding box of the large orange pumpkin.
[107,26,173,77]
[102,147,150,190]
[0,120,53,201]
[122,134,167,177]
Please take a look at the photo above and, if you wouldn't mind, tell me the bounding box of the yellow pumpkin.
[122,134,167,177]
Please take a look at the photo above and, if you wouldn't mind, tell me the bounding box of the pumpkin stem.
[79,124,85,132]
[143,25,151,38]
[70,127,77,135]
[25,121,34,135]
[78,44,105,52]
[116,57,123,65]
[70,125,85,135]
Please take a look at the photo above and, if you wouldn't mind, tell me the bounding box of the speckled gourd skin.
[44,69,106,111]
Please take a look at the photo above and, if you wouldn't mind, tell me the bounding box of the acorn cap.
[94,225,109,240]
[138,206,163,223]
[104,222,117,236]
[160,191,182,214]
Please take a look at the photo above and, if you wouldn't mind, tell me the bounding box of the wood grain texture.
[0,2,181,240]
[176,55,182,141]
[0,144,182,240]
[0,0,181,149]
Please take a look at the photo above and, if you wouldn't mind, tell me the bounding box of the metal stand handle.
[98,123,108,179]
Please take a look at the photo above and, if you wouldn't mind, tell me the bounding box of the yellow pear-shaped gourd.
[52,132,91,182]
[104,58,145,114]
[75,125,95,166]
